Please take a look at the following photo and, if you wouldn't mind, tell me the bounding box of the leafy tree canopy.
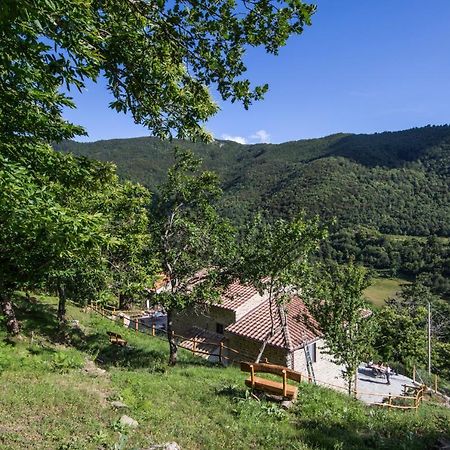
[236,213,326,361]
[1,0,316,142]
[150,149,236,364]
[305,262,375,394]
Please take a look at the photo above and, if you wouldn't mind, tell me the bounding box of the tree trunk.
[255,335,270,363]
[119,293,132,311]
[1,292,20,336]
[57,285,66,323]
[346,369,354,396]
[256,294,289,364]
[166,309,178,366]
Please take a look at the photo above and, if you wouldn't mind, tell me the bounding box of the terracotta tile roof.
[214,280,260,311]
[225,296,322,350]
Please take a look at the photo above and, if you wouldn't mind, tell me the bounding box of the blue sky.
[63,0,450,144]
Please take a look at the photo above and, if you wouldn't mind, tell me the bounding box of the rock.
[70,320,82,330]
[83,359,107,376]
[111,400,128,409]
[143,443,181,450]
[120,415,139,428]
[281,400,294,410]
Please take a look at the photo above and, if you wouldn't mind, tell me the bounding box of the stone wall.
[173,305,235,336]
[225,332,289,365]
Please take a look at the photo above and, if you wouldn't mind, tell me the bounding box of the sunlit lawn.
[364,277,408,307]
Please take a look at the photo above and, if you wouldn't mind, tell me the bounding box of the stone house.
[173,280,344,384]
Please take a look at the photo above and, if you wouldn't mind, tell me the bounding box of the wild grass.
[0,294,448,449]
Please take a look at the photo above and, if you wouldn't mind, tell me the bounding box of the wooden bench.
[107,331,127,347]
[240,362,301,400]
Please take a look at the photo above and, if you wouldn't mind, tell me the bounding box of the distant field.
[384,234,449,243]
[364,277,408,307]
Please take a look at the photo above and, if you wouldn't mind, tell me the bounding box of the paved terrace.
[356,365,417,404]
[313,364,417,405]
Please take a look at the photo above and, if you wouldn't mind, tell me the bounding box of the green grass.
[364,277,408,307]
[1,295,449,449]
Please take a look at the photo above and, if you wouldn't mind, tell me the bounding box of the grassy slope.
[1,295,449,450]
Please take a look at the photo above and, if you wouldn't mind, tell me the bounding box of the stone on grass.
[120,415,139,428]
[281,400,294,410]
[111,400,129,409]
[144,443,181,450]
[83,359,107,377]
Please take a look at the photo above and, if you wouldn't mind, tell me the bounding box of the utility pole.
[428,301,432,375]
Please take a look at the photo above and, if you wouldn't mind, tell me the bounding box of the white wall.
[292,339,346,389]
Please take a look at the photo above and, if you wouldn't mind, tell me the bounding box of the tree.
[1,0,316,333]
[45,179,154,326]
[103,181,155,311]
[236,214,326,363]
[305,262,375,395]
[2,0,316,142]
[151,149,235,365]
[377,281,450,376]
[0,146,113,334]
[374,303,427,371]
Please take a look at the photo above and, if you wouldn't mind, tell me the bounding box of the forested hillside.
[56,125,450,237]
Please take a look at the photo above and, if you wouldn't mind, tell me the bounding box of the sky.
[63,0,450,144]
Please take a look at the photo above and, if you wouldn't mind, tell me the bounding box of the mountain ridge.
[55,124,450,236]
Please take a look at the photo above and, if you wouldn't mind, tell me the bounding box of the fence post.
[152,323,156,337]
[434,374,438,393]
[413,365,416,383]
[135,318,139,332]
[388,394,392,408]
[219,342,223,364]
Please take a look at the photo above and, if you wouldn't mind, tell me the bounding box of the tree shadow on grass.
[14,296,60,341]
[9,296,226,372]
[294,414,449,450]
[73,331,168,370]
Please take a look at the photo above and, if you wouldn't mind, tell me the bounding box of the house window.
[216,323,224,334]
[308,343,317,363]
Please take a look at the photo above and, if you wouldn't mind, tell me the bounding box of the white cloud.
[219,129,271,145]
[221,134,247,145]
[250,129,271,143]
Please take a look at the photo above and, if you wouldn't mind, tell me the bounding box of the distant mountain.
[55,125,450,236]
